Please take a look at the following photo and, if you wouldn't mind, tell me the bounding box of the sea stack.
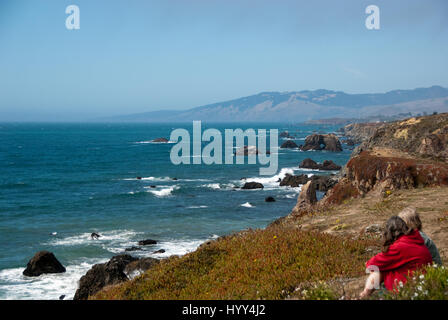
[300,134,342,152]
[23,251,66,277]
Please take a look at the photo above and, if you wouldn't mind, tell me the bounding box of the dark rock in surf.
[279,131,295,139]
[138,239,157,246]
[320,160,341,171]
[279,174,309,187]
[299,158,320,170]
[23,251,66,277]
[265,196,276,202]
[241,182,264,189]
[91,232,101,240]
[278,173,337,192]
[74,254,138,300]
[299,158,341,171]
[280,140,299,149]
[125,246,142,252]
[300,134,342,152]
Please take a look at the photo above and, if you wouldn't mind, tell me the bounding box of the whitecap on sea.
[240,202,254,208]
[203,183,221,190]
[46,229,143,248]
[122,176,172,181]
[237,167,297,190]
[133,140,176,144]
[200,183,236,190]
[145,185,179,197]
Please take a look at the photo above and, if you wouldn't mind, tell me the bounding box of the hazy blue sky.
[0,0,447,121]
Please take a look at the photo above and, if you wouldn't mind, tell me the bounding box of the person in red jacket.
[360,216,432,298]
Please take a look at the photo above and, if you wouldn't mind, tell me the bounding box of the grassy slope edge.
[93,226,375,300]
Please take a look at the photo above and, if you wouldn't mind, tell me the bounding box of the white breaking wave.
[201,183,236,190]
[155,239,207,258]
[187,205,209,209]
[298,167,339,174]
[238,167,296,189]
[284,188,302,198]
[122,176,172,181]
[240,202,254,208]
[181,178,212,182]
[146,185,179,197]
[134,140,176,144]
[46,229,142,247]
[0,258,107,300]
[203,183,220,190]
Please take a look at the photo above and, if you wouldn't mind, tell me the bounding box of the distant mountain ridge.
[102,86,448,122]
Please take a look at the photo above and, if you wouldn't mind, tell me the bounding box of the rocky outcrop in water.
[279,173,337,192]
[138,239,157,246]
[299,158,320,169]
[241,182,264,189]
[279,131,295,139]
[300,134,342,152]
[74,255,139,300]
[125,246,142,252]
[23,251,66,277]
[279,174,309,187]
[299,158,341,171]
[280,140,299,149]
[74,254,162,300]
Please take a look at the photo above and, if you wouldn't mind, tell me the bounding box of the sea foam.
[146,185,179,197]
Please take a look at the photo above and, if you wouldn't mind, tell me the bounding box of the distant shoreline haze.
[1,86,447,123]
[97,85,448,123]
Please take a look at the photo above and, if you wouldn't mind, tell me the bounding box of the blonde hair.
[398,207,422,231]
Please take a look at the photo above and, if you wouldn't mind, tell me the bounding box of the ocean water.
[0,122,352,299]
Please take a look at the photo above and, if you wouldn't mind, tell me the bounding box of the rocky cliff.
[340,122,384,144]
[288,113,448,215]
[322,113,448,206]
[356,113,448,161]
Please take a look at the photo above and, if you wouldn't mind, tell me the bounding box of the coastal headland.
[81,113,448,299]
